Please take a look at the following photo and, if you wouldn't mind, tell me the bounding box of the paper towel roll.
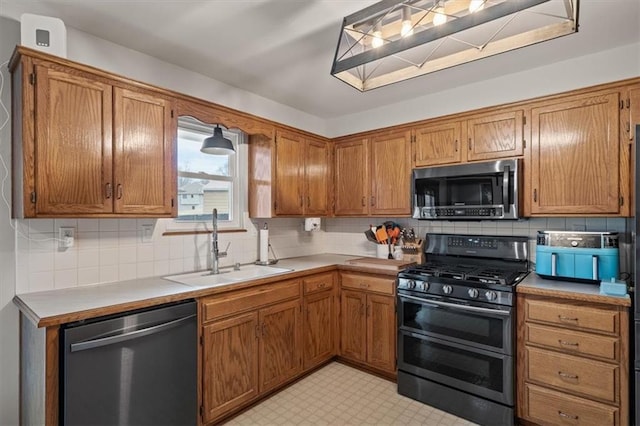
[259,228,269,262]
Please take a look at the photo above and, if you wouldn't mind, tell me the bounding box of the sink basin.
[164,265,293,288]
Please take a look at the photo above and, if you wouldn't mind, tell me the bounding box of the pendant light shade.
[200,125,235,155]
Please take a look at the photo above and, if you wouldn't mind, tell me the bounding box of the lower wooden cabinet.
[517,293,629,426]
[200,280,302,425]
[302,273,336,370]
[339,272,396,375]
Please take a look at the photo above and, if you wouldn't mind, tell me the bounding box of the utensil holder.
[401,240,425,264]
[376,244,390,259]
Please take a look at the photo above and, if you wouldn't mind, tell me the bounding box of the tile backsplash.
[15,215,631,294]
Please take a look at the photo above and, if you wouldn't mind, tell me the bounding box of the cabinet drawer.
[526,384,618,426]
[525,298,618,334]
[202,280,301,323]
[526,323,619,361]
[341,273,394,295]
[527,347,618,403]
[303,273,334,295]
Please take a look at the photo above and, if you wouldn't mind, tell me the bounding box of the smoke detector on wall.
[20,13,67,58]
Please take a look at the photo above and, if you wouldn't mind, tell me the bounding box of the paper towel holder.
[255,243,279,265]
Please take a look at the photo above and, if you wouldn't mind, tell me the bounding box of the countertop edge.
[517,275,631,307]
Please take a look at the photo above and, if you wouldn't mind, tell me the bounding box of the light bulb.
[433,6,447,26]
[371,22,384,48]
[400,6,414,37]
[469,0,484,13]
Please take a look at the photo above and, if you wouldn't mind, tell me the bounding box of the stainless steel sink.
[164,265,293,288]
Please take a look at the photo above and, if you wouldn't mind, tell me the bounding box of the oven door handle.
[399,294,511,316]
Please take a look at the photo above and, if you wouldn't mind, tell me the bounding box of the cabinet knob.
[370,196,375,207]
[558,411,578,420]
[117,184,123,200]
[361,197,366,207]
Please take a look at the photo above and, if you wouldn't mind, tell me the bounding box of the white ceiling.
[1,0,639,119]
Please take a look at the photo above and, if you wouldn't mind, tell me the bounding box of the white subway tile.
[29,271,55,293]
[99,266,119,284]
[28,219,54,234]
[99,248,118,266]
[586,218,607,231]
[119,219,137,231]
[54,269,78,289]
[546,218,566,230]
[154,261,170,276]
[153,243,171,261]
[99,231,119,248]
[99,219,119,232]
[29,251,54,272]
[29,236,56,252]
[118,246,137,265]
[54,249,78,271]
[169,239,184,259]
[77,219,99,232]
[118,231,138,246]
[119,263,138,281]
[78,267,100,286]
[137,245,154,263]
[77,231,100,249]
[54,218,78,229]
[169,259,185,274]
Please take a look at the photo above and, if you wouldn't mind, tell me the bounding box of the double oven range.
[397,233,529,426]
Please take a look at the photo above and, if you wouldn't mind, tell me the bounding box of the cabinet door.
[303,290,335,370]
[113,88,175,215]
[340,289,367,362]
[625,85,640,216]
[366,294,396,373]
[274,130,305,215]
[334,138,369,216]
[370,130,412,215]
[34,65,113,215]
[259,299,302,393]
[413,121,462,166]
[530,91,621,215]
[305,138,330,216]
[202,312,259,424]
[467,110,524,161]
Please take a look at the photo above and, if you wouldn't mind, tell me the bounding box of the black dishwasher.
[60,300,197,426]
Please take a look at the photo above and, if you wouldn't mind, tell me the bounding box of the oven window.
[402,334,505,394]
[400,298,506,350]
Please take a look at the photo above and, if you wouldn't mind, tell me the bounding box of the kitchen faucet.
[211,208,229,274]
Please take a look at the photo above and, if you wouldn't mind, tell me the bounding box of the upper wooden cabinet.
[11,48,176,218]
[249,129,330,218]
[334,130,411,217]
[466,110,524,161]
[413,120,463,167]
[529,90,623,215]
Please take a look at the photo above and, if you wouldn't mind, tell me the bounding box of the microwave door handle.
[551,253,558,276]
[592,255,599,280]
[502,165,510,208]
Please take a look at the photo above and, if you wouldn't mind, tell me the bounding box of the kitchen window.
[172,117,245,230]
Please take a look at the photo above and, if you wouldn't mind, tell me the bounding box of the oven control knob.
[421,282,429,292]
[407,280,416,289]
[468,288,479,298]
[442,285,453,295]
[485,290,497,301]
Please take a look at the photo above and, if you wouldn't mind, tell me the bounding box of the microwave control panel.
[419,206,504,219]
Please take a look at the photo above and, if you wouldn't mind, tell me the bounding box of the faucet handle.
[220,242,231,257]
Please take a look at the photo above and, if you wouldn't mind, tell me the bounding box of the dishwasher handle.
[70,314,196,353]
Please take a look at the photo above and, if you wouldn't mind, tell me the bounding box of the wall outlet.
[141,224,154,243]
[58,227,75,249]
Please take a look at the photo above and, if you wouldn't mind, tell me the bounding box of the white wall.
[0,16,20,426]
[327,42,640,137]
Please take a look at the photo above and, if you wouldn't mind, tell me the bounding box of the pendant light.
[200,125,235,155]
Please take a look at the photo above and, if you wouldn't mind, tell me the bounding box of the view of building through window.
[176,118,239,223]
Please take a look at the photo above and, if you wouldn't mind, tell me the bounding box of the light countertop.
[517,273,631,307]
[14,253,401,327]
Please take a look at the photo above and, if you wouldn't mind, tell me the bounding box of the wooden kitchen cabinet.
[334,131,411,216]
[516,293,629,426]
[11,47,176,218]
[339,272,396,375]
[413,119,463,167]
[199,280,302,424]
[302,273,336,370]
[466,109,524,161]
[528,90,623,216]
[250,128,330,217]
[621,84,640,216]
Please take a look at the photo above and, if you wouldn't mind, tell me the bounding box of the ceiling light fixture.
[200,125,235,155]
[331,0,579,92]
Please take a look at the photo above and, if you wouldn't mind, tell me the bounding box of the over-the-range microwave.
[412,159,522,220]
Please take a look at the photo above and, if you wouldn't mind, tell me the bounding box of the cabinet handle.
[558,371,579,380]
[262,323,266,337]
[558,340,579,348]
[105,183,112,199]
[558,411,578,420]
[255,325,261,339]
[455,140,458,152]
[533,188,537,202]
[361,197,366,207]
[468,138,472,150]
[318,283,325,289]
[360,283,369,289]
[360,303,365,316]
[371,196,375,207]
[117,184,123,200]
[558,315,579,323]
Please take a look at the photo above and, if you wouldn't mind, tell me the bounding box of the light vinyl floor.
[226,362,478,426]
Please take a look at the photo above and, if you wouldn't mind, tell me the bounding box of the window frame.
[168,117,246,232]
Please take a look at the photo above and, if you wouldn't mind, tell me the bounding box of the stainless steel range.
[397,233,529,426]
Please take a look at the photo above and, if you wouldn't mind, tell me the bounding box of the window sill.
[162,229,248,236]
